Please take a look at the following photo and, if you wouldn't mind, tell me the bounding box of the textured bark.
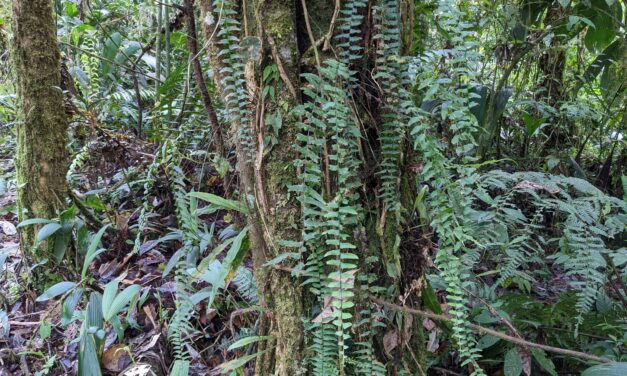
[11,0,69,266]
[199,0,426,373]
[198,0,305,374]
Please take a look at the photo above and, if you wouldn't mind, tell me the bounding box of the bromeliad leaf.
[37,223,62,242]
[17,218,54,228]
[36,281,76,302]
[82,224,110,279]
[228,335,274,351]
[103,282,141,321]
[188,192,248,213]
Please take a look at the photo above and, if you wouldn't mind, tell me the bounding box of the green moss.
[11,0,70,289]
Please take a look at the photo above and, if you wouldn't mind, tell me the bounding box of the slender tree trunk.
[11,0,69,270]
[198,1,305,373]
[184,0,226,158]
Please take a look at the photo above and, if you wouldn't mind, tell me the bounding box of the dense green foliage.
[0,0,625,375]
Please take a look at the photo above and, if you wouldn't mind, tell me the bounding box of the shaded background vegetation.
[0,0,625,375]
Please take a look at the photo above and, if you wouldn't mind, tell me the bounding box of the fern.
[335,0,367,87]
[166,157,198,370]
[407,0,485,370]
[108,87,156,103]
[373,0,404,209]
[131,142,168,255]
[353,259,386,376]
[212,0,255,161]
[67,142,95,184]
[79,31,101,98]
[478,170,627,332]
[232,267,259,304]
[293,60,362,374]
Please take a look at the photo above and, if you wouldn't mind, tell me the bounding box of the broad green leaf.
[61,288,84,327]
[163,248,185,277]
[579,40,623,90]
[102,280,119,320]
[530,349,557,376]
[84,194,106,211]
[421,281,443,315]
[82,248,106,280]
[170,360,190,376]
[108,315,124,341]
[70,24,96,45]
[53,230,71,262]
[64,1,79,17]
[188,192,248,213]
[17,218,53,228]
[582,363,627,376]
[78,321,102,376]
[103,32,122,61]
[568,15,595,31]
[522,112,546,136]
[39,320,52,340]
[86,292,103,332]
[228,335,273,351]
[59,206,76,222]
[223,228,250,283]
[104,284,140,321]
[82,225,110,279]
[477,334,500,349]
[36,281,76,302]
[217,350,269,373]
[504,348,523,376]
[37,223,62,242]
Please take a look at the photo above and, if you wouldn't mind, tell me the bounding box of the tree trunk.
[199,1,305,373]
[198,0,425,373]
[11,0,69,270]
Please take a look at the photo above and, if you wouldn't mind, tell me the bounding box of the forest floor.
[0,133,624,375]
[0,138,254,376]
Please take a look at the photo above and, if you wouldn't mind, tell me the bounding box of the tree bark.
[198,0,425,373]
[198,1,305,374]
[11,0,69,270]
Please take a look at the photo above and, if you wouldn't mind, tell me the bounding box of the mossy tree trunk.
[199,0,425,373]
[11,0,69,268]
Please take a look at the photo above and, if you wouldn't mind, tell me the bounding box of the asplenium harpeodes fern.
[407,0,485,371]
[373,0,405,210]
[335,0,367,88]
[212,0,255,162]
[293,60,361,373]
[478,171,627,332]
[79,31,101,98]
[167,155,199,372]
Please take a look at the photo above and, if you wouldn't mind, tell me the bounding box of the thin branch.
[323,0,341,51]
[371,297,611,364]
[300,0,321,67]
[184,0,226,157]
[266,34,299,100]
